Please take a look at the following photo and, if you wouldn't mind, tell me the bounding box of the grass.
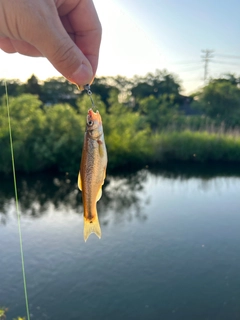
[2,127,240,173]
[151,129,240,164]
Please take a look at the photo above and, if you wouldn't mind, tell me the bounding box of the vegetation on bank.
[1,70,240,174]
[0,306,25,320]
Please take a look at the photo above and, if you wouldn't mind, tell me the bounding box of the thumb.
[32,18,93,86]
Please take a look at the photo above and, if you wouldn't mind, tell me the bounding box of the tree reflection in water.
[0,170,149,225]
[1,163,240,226]
[99,170,149,225]
[149,162,240,180]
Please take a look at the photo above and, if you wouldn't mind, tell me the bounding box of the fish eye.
[87,120,94,126]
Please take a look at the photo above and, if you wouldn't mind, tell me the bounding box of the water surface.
[1,164,240,320]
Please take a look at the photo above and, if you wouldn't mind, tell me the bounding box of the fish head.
[86,109,103,138]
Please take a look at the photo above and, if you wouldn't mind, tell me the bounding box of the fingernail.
[71,63,93,87]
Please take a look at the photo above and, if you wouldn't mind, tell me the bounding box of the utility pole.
[201,49,214,83]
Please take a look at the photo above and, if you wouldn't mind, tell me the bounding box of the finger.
[10,39,42,56]
[58,0,102,77]
[30,14,93,86]
[0,38,42,56]
[0,38,16,53]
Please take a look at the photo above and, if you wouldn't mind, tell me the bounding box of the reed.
[151,130,240,164]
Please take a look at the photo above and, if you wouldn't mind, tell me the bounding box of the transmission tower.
[201,49,214,83]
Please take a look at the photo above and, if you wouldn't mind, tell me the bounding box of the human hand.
[0,0,101,87]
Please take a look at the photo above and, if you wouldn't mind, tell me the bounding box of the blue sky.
[107,0,240,93]
[1,0,240,94]
[116,0,240,57]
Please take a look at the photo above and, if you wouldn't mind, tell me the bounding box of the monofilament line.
[5,81,31,320]
[84,84,96,110]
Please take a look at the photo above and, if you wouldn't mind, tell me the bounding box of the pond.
[1,163,240,320]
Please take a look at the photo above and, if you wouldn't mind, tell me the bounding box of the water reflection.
[100,170,149,225]
[0,170,149,225]
[1,163,240,226]
[149,162,240,194]
[149,162,240,180]
[0,173,82,220]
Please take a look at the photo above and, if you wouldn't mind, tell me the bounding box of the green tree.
[138,94,179,131]
[40,77,79,106]
[0,94,44,173]
[105,108,151,169]
[34,104,83,172]
[197,80,240,127]
[23,74,42,96]
[131,69,181,109]
[209,73,240,86]
[92,77,120,110]
[0,79,24,97]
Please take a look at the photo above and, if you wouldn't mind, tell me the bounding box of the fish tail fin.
[84,215,102,242]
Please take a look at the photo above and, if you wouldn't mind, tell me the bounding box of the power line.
[167,51,240,92]
[170,60,202,65]
[178,65,203,73]
[215,54,240,60]
[211,60,240,66]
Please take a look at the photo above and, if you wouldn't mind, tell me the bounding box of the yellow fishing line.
[5,81,31,320]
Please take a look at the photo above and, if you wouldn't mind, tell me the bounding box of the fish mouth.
[88,108,101,123]
[88,108,99,116]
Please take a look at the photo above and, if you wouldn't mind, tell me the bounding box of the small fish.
[78,108,107,241]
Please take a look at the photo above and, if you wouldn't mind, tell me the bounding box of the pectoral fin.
[96,167,107,202]
[98,140,105,158]
[103,167,106,180]
[96,187,102,202]
[78,172,82,191]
